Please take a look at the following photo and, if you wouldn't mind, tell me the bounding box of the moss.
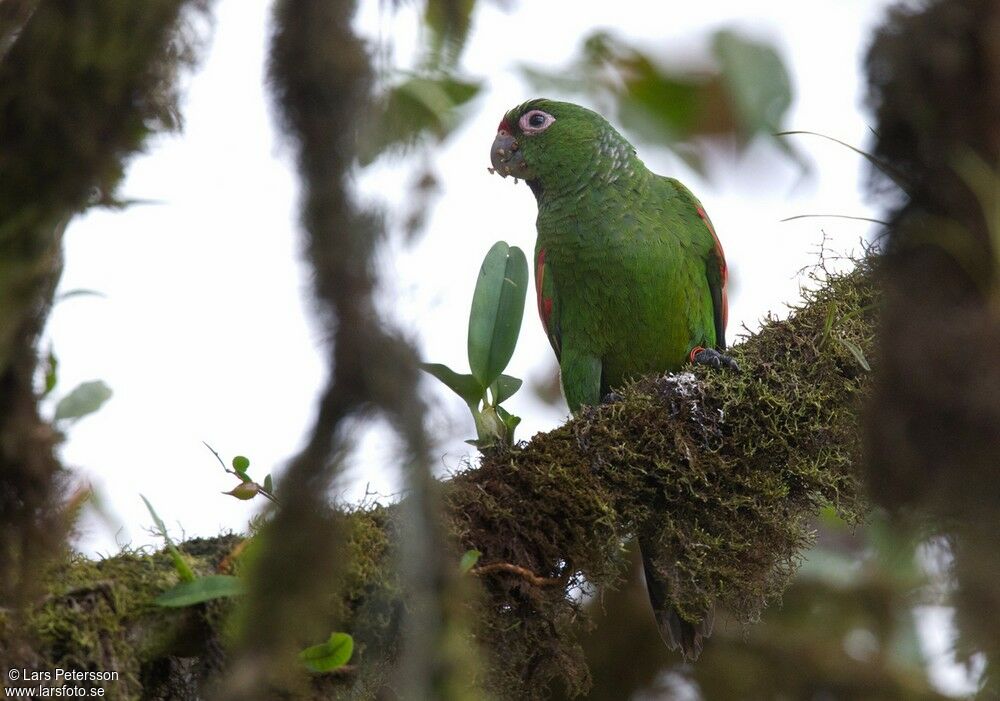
[442,262,875,697]
[18,540,229,699]
[12,263,878,700]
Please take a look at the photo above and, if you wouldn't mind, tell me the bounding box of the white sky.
[43,0,982,694]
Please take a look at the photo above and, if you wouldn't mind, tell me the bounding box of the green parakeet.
[490,98,737,661]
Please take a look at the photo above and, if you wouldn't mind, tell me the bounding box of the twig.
[203,440,280,505]
[780,214,889,225]
[470,562,564,588]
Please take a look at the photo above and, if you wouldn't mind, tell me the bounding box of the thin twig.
[470,562,564,588]
[781,214,890,225]
[775,129,910,190]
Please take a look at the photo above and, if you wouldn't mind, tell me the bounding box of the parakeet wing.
[534,247,561,358]
[699,206,729,350]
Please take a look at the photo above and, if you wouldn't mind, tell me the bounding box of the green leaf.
[263,474,273,494]
[154,575,245,607]
[491,374,523,405]
[300,632,354,673]
[232,455,250,480]
[223,482,259,500]
[467,242,528,389]
[496,405,522,443]
[473,403,508,448]
[358,75,481,165]
[836,335,871,372]
[141,495,195,582]
[42,346,58,397]
[459,549,481,573]
[420,362,484,406]
[712,29,792,135]
[423,0,476,70]
[54,380,112,421]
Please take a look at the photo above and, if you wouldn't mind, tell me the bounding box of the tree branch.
[8,260,877,699]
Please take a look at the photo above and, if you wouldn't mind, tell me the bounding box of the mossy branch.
[0,0,208,610]
[11,260,877,699]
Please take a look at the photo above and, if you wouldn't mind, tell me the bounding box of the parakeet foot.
[690,346,739,372]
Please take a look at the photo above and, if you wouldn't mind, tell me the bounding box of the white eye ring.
[519,110,555,134]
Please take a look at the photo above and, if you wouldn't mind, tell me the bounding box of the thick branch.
[0,0,208,611]
[10,261,877,699]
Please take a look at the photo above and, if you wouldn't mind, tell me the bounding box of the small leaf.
[836,335,871,372]
[467,242,528,389]
[223,482,260,500]
[420,362,483,406]
[300,632,354,673]
[491,374,523,405]
[54,380,112,422]
[496,405,522,443]
[459,549,481,573]
[263,474,273,494]
[232,455,250,479]
[141,495,195,582]
[43,346,58,397]
[154,575,245,607]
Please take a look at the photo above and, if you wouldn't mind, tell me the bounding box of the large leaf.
[154,575,245,607]
[467,242,528,389]
[421,362,483,406]
[300,632,354,673]
[54,379,112,421]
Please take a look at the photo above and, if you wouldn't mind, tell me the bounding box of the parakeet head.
[490,99,637,197]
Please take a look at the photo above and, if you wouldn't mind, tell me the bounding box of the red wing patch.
[535,247,553,333]
[697,205,729,333]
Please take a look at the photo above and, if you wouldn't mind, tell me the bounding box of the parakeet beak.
[490,128,525,178]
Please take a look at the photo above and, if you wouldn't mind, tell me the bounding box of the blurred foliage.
[521,29,804,175]
[862,0,1000,694]
[299,631,355,673]
[552,513,950,701]
[52,379,112,423]
[358,73,481,165]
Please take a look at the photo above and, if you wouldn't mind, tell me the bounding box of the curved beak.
[490,128,525,178]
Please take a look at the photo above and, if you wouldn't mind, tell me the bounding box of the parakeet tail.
[639,536,714,661]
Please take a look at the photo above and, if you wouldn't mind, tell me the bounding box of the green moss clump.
[12,264,878,700]
[445,262,875,697]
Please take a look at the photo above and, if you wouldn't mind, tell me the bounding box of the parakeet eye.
[519,110,555,134]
